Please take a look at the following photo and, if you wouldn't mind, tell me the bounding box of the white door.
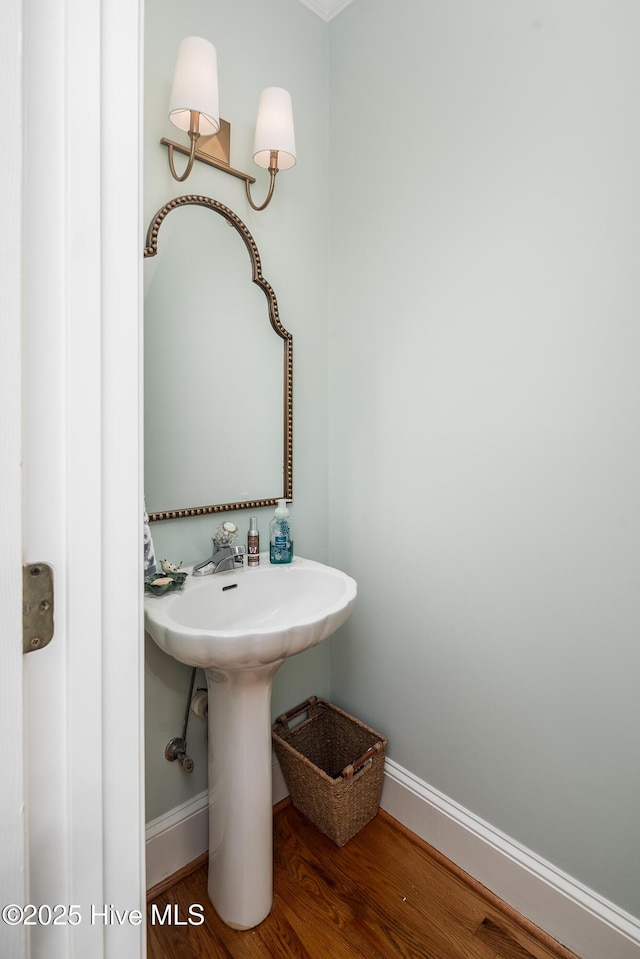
[1,2,145,958]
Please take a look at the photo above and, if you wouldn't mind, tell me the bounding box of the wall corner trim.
[380,759,640,959]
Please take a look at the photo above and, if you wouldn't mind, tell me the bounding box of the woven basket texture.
[272,698,387,847]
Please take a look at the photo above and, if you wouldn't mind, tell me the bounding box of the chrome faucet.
[192,542,246,576]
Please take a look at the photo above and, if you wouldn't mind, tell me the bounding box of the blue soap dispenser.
[269,499,293,564]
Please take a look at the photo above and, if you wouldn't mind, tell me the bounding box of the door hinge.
[23,563,54,654]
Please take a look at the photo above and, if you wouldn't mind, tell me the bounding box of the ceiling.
[296,0,356,21]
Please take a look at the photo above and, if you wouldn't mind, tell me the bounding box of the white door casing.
[0,0,26,955]
[5,1,146,958]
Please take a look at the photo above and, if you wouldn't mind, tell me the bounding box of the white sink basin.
[144,555,357,670]
[144,555,357,931]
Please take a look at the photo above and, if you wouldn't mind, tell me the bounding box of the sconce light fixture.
[162,36,296,211]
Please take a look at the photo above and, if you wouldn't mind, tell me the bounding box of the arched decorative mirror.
[144,195,293,522]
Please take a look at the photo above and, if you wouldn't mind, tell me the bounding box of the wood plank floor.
[147,801,581,959]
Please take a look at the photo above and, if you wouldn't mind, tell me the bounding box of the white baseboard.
[380,759,640,959]
[146,756,640,959]
[145,790,209,891]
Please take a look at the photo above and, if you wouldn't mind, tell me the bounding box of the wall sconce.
[162,37,296,212]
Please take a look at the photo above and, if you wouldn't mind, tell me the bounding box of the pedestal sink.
[144,555,357,930]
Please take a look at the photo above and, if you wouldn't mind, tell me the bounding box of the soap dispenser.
[269,499,293,564]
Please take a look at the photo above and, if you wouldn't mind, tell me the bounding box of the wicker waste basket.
[272,696,388,847]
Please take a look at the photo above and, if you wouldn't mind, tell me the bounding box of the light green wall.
[144,0,330,821]
[328,0,640,919]
[144,0,640,924]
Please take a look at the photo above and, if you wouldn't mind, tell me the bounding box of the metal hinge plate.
[23,563,54,654]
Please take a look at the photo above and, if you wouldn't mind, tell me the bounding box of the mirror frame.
[144,195,293,522]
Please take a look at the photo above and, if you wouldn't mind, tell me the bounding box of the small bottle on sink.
[247,516,260,567]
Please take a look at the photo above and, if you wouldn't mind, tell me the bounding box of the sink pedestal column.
[204,661,283,930]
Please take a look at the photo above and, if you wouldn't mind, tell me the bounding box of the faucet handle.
[213,521,239,548]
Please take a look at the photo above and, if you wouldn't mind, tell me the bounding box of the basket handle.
[275,695,318,727]
[340,741,384,779]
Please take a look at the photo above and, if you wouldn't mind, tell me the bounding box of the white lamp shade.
[253,87,296,170]
[169,36,220,136]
